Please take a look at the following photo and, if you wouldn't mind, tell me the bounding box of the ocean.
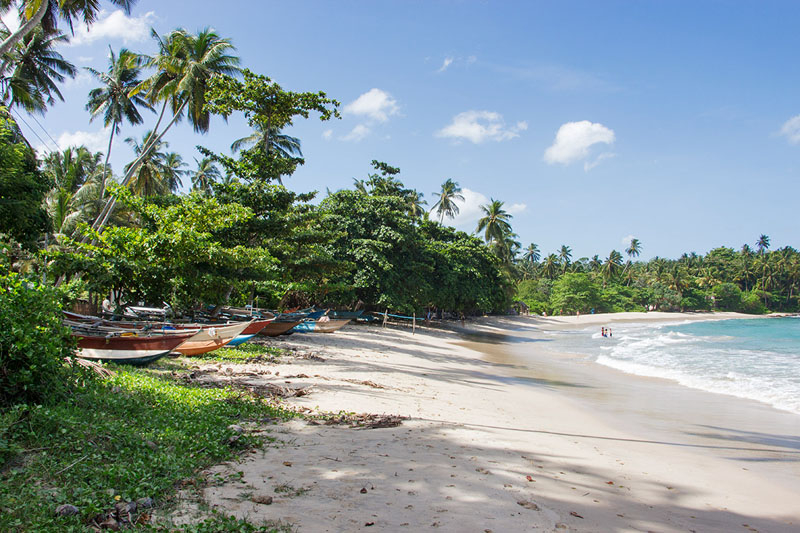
[542,316,800,415]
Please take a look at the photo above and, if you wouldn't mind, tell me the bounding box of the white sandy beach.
[169,312,800,532]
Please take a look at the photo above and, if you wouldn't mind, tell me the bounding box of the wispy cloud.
[544,120,615,168]
[67,9,156,46]
[36,128,109,154]
[780,114,800,145]
[488,61,619,92]
[322,129,333,140]
[436,110,527,144]
[437,57,454,73]
[583,152,616,172]
[341,124,371,142]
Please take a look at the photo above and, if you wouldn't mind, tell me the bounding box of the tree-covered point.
[515,240,799,315]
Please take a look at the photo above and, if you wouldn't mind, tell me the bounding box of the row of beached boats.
[65,307,363,365]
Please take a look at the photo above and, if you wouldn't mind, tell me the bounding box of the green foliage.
[740,291,767,314]
[515,279,552,314]
[713,282,742,311]
[51,186,275,312]
[0,113,51,248]
[0,367,293,531]
[0,272,79,407]
[550,273,602,314]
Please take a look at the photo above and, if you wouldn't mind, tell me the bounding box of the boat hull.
[291,318,350,333]
[74,331,194,365]
[258,320,301,337]
[173,321,251,356]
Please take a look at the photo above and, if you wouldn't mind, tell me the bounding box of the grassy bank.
[0,345,294,532]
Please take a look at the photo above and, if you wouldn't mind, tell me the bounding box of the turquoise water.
[546,317,800,414]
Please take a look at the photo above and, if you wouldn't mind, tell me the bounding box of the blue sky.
[8,0,800,260]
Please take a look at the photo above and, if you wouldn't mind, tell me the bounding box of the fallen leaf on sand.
[360,488,368,494]
[283,461,292,467]
[526,475,534,482]
[365,522,374,526]
[517,500,540,511]
[606,481,614,485]
[570,511,584,519]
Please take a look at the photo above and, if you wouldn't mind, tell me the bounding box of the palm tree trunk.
[90,99,187,234]
[0,0,48,58]
[99,125,116,199]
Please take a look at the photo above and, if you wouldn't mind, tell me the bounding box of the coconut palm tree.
[522,243,540,264]
[431,178,464,223]
[475,199,512,243]
[124,131,169,197]
[192,157,221,194]
[0,0,138,59]
[42,146,106,237]
[92,27,240,231]
[85,46,151,197]
[541,254,559,280]
[601,250,624,285]
[558,245,572,273]
[231,123,302,158]
[1,28,75,114]
[161,152,188,193]
[406,190,427,219]
[756,234,770,255]
[625,238,642,260]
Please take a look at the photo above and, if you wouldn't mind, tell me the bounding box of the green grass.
[187,342,284,364]
[0,365,296,532]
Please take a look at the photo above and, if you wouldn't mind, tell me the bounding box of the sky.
[7,0,800,261]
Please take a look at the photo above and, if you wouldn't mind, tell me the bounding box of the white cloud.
[466,55,477,64]
[68,9,156,46]
[322,129,333,140]
[544,120,615,165]
[341,124,370,142]
[436,110,527,144]
[53,128,110,153]
[437,57,453,73]
[507,202,527,214]
[1,10,20,33]
[343,88,399,122]
[77,56,94,63]
[63,70,93,90]
[449,187,488,228]
[621,234,636,247]
[583,151,616,172]
[780,114,800,145]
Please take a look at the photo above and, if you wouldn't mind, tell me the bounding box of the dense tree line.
[514,237,799,315]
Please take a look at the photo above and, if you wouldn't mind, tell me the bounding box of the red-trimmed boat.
[72,330,196,365]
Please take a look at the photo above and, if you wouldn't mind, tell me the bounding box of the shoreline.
[169,312,800,532]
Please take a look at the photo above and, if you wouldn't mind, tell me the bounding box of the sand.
[168,313,800,532]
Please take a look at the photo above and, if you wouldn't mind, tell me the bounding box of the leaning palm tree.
[231,123,302,158]
[1,28,76,114]
[475,199,512,244]
[85,46,151,197]
[0,0,138,59]
[431,178,464,223]
[91,27,240,231]
[192,157,221,194]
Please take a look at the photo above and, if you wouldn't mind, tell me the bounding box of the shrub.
[740,291,767,314]
[0,272,78,407]
[712,282,742,311]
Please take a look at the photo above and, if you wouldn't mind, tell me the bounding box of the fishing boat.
[329,310,364,320]
[172,321,252,356]
[72,330,195,365]
[224,318,275,347]
[290,318,350,333]
[258,319,302,337]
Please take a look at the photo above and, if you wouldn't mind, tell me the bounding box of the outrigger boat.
[291,318,351,333]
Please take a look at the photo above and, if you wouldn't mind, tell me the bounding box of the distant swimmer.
[609,328,613,338]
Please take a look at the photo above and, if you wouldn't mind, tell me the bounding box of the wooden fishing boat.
[72,330,195,365]
[172,321,252,356]
[290,318,350,333]
[258,320,302,337]
[225,318,275,347]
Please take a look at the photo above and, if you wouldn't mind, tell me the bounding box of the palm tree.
[192,157,221,194]
[0,0,139,59]
[124,131,169,197]
[231,123,302,158]
[91,27,240,231]
[475,199,512,243]
[589,255,601,272]
[431,178,464,223]
[522,243,540,264]
[406,190,427,219]
[756,234,770,255]
[85,46,151,197]
[625,238,642,260]
[558,245,572,273]
[1,28,76,114]
[541,254,559,280]
[161,152,188,193]
[42,146,105,236]
[601,250,624,285]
